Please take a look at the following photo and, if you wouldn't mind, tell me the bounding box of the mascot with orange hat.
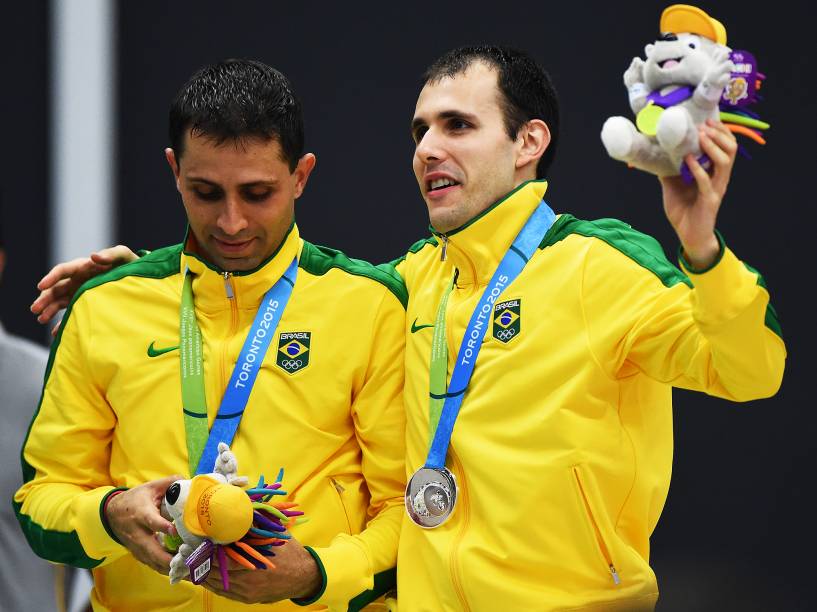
[601,4,768,180]
[161,442,304,589]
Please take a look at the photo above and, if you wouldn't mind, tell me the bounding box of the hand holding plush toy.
[601,4,769,180]
[160,442,305,589]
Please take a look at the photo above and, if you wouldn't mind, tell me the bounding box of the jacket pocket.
[572,465,621,586]
[329,476,353,534]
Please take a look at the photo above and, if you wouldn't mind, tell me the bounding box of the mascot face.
[161,479,192,524]
[643,33,721,90]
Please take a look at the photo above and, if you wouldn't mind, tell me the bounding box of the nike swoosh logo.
[147,341,179,358]
[410,318,435,333]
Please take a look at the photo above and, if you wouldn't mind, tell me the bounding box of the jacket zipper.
[440,234,449,261]
[221,272,239,407]
[223,271,234,299]
[448,449,472,612]
[573,467,621,585]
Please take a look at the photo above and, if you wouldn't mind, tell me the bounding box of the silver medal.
[405,466,458,528]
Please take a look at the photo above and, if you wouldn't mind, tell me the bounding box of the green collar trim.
[429,178,547,238]
[182,221,296,276]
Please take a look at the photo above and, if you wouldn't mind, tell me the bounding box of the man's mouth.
[213,236,255,253]
[658,58,682,69]
[427,177,461,193]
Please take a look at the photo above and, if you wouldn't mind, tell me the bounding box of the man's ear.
[292,153,317,199]
[515,119,551,173]
[165,148,182,193]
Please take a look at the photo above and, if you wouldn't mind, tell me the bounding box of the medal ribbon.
[427,277,455,444]
[425,201,555,470]
[179,257,298,476]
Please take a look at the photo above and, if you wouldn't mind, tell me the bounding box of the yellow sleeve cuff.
[309,535,373,610]
[680,244,763,327]
[72,486,129,564]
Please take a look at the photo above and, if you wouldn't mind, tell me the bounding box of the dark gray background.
[2,2,813,609]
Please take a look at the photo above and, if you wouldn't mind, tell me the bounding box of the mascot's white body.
[161,442,249,584]
[601,31,733,176]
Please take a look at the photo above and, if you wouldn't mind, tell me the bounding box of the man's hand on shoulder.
[31,245,139,335]
[660,119,738,270]
[203,536,322,604]
[105,475,182,575]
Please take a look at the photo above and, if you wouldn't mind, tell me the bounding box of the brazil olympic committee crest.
[493,299,521,344]
[276,331,311,374]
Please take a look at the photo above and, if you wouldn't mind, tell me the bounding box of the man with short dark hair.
[394,45,784,610]
[16,59,406,611]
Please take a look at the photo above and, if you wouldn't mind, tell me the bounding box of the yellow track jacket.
[15,224,407,611]
[394,180,785,611]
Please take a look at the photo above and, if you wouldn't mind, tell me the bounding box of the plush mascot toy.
[601,4,769,180]
[160,442,305,589]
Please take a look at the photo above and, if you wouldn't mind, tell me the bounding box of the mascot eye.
[165,482,181,505]
[688,42,696,49]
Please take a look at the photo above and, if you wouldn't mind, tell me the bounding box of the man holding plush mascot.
[15,60,406,611]
[394,11,783,606]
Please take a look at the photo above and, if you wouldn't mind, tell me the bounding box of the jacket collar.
[432,179,549,287]
[180,223,302,315]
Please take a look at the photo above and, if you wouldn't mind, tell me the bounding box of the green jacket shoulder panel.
[541,214,692,289]
[299,241,408,309]
[77,244,183,298]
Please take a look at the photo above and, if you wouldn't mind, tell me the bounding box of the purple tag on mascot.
[722,50,761,108]
[186,539,215,584]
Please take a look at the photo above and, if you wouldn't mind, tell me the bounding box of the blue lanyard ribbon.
[425,201,555,469]
[193,257,298,475]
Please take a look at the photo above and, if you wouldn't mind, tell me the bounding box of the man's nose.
[415,128,444,165]
[217,196,249,235]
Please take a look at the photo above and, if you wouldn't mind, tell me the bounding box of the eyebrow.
[186,177,278,188]
[411,110,479,132]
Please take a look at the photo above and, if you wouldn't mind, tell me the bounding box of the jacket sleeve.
[13,292,128,568]
[304,287,406,610]
[582,233,786,401]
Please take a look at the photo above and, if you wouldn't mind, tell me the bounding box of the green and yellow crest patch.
[493,299,521,344]
[276,331,311,374]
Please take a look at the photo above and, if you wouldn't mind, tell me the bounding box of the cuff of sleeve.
[71,486,129,562]
[100,487,129,544]
[679,241,761,326]
[678,229,726,274]
[295,536,373,610]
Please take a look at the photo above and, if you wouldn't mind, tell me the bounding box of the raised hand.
[660,119,738,269]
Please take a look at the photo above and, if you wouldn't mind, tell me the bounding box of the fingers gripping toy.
[160,442,306,589]
[601,4,769,180]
